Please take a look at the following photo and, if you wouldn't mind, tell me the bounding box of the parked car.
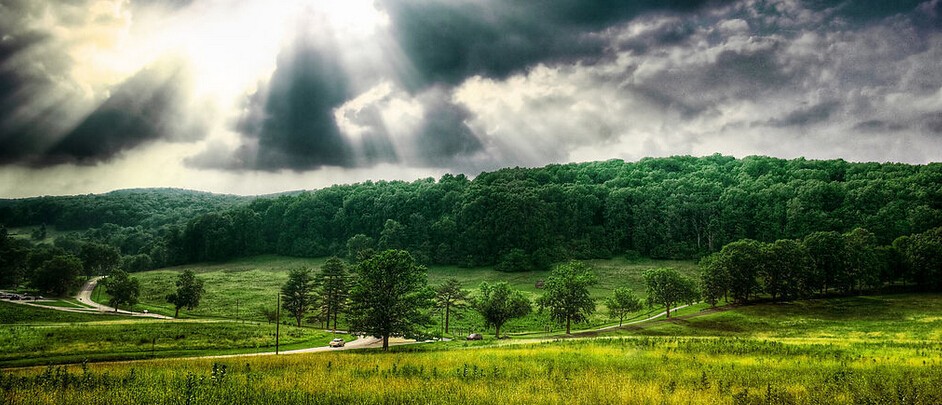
[329,338,345,348]
[467,333,483,341]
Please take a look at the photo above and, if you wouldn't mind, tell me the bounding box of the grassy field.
[3,294,941,403]
[2,330,940,403]
[126,255,699,335]
[0,302,346,367]
[0,301,133,324]
[604,293,942,342]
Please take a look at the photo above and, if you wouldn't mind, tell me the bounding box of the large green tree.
[348,250,433,350]
[642,268,699,318]
[316,257,349,331]
[104,269,140,310]
[32,255,84,296]
[605,287,643,327]
[281,267,317,327]
[473,282,531,338]
[434,278,468,335]
[537,261,598,334]
[166,269,206,318]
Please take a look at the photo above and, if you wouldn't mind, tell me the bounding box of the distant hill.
[0,188,250,231]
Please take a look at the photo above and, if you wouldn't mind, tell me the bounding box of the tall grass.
[3,337,941,404]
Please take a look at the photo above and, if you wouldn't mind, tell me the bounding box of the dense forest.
[1,155,941,292]
[171,155,942,268]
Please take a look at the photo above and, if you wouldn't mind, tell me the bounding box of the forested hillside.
[0,188,247,231]
[171,155,942,267]
[2,155,942,293]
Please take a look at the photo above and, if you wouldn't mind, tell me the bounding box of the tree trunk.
[382,335,389,351]
[619,314,624,327]
[666,304,671,319]
[332,307,338,331]
[296,316,301,328]
[566,317,571,334]
[445,305,450,334]
[175,307,180,318]
[325,310,331,331]
[495,324,501,339]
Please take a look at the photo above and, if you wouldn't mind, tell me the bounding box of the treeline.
[0,227,120,295]
[0,188,247,231]
[2,155,940,273]
[170,155,942,269]
[701,226,942,305]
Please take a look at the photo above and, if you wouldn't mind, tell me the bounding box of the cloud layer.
[1,0,941,195]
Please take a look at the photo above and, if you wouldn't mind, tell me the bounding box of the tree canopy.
[643,268,700,318]
[473,282,531,338]
[537,261,598,334]
[281,267,317,328]
[347,250,433,350]
[166,269,205,318]
[104,269,140,310]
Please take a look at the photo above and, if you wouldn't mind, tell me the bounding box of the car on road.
[467,333,483,341]
[329,338,345,348]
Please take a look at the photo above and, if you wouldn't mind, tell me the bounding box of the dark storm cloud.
[379,0,715,87]
[768,102,839,128]
[37,62,203,166]
[853,120,908,133]
[414,99,482,165]
[219,36,354,171]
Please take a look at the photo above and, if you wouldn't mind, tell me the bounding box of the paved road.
[75,276,173,319]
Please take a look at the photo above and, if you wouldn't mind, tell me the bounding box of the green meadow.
[0,302,346,367]
[124,255,699,335]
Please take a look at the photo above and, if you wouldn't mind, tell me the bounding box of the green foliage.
[104,269,140,310]
[494,248,532,272]
[281,267,316,328]
[166,270,205,318]
[537,261,598,334]
[345,234,374,260]
[316,257,348,330]
[473,282,531,338]
[434,278,468,334]
[79,242,121,277]
[642,268,699,318]
[31,255,84,296]
[348,250,434,349]
[898,227,942,291]
[605,287,643,326]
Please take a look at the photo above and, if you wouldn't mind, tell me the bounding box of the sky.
[1,0,941,197]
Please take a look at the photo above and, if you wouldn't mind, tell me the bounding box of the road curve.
[75,276,172,319]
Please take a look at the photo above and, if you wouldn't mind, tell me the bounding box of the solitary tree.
[473,282,531,338]
[605,287,643,327]
[348,250,433,350]
[166,269,205,318]
[537,261,598,334]
[104,269,140,310]
[317,257,349,331]
[434,278,468,335]
[282,267,317,327]
[642,268,699,318]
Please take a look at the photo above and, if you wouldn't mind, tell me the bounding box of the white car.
[329,338,345,348]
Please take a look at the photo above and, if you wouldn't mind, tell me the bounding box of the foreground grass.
[3,337,940,404]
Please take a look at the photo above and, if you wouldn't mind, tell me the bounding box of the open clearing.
[4,293,941,404]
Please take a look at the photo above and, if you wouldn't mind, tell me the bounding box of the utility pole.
[275,293,280,355]
[236,300,240,324]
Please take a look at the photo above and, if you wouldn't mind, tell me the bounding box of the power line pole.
[275,293,280,355]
